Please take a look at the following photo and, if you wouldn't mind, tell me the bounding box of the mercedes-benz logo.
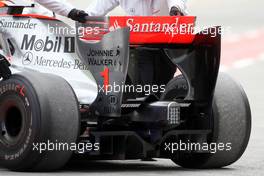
[22,52,33,65]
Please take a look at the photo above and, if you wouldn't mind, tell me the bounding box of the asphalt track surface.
[1,0,263,175]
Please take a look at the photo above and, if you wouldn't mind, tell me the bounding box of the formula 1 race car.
[0,1,251,171]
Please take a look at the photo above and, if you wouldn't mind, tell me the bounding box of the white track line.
[223,34,240,43]
[233,58,254,69]
[258,53,264,61]
[224,27,264,43]
[219,65,229,72]
[244,30,260,39]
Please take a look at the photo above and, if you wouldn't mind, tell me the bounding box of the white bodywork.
[0,16,98,104]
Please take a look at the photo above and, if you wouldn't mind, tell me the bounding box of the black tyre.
[169,73,251,168]
[0,72,80,171]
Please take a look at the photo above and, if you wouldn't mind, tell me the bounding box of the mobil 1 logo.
[21,34,75,53]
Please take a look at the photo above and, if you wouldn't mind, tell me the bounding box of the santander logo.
[109,17,194,37]
[82,16,196,44]
[109,20,121,31]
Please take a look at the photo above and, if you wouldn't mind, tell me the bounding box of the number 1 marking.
[100,67,109,91]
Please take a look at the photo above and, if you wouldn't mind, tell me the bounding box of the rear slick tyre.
[0,72,80,171]
[172,73,251,168]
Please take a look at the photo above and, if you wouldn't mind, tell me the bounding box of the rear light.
[168,102,180,125]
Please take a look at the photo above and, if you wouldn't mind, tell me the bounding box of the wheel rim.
[4,106,23,137]
[0,100,25,146]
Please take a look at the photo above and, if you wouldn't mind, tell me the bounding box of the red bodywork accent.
[0,13,58,20]
[0,2,6,7]
[0,0,57,20]
[109,16,196,44]
[0,8,196,44]
[82,16,196,44]
[13,14,57,20]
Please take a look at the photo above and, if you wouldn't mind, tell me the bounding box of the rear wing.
[0,0,34,14]
[82,16,197,45]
